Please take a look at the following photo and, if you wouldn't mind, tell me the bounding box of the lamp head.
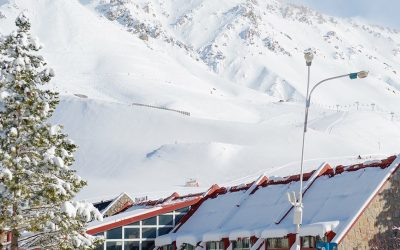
[357,71,369,79]
[304,50,314,66]
[349,71,369,79]
[287,191,296,205]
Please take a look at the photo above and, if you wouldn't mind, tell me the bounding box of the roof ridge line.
[274,162,332,224]
[215,174,268,230]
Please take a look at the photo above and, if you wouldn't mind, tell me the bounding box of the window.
[206,241,224,250]
[232,238,250,250]
[107,227,122,239]
[159,215,173,226]
[100,210,184,250]
[180,243,195,250]
[267,237,289,249]
[94,232,104,237]
[141,240,155,250]
[142,228,157,239]
[106,241,122,250]
[127,221,140,226]
[301,236,316,248]
[142,216,157,226]
[175,214,185,224]
[158,227,173,236]
[162,244,174,250]
[124,241,140,250]
[124,228,140,239]
[176,206,190,213]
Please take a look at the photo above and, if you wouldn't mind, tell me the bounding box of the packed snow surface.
[0,0,400,199]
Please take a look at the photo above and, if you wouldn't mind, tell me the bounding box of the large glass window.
[124,241,140,250]
[124,228,140,239]
[106,241,123,250]
[159,214,173,225]
[107,227,122,239]
[206,241,224,250]
[175,214,185,224]
[142,216,157,226]
[127,221,140,226]
[96,209,190,250]
[176,206,190,213]
[158,227,173,236]
[141,240,155,250]
[94,232,104,237]
[267,237,289,249]
[142,228,157,239]
[232,238,250,250]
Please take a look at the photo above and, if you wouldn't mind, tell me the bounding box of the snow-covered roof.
[92,192,134,217]
[87,206,161,230]
[87,191,206,234]
[156,155,400,246]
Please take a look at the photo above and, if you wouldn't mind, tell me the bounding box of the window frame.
[232,238,251,250]
[266,237,289,249]
[96,207,190,250]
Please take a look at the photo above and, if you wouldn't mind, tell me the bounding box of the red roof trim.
[88,156,398,240]
[178,192,204,199]
[229,182,254,193]
[224,156,396,195]
[171,155,397,236]
[133,192,204,207]
[343,156,395,173]
[87,197,201,235]
[250,176,269,195]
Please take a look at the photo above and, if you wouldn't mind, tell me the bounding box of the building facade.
[154,155,400,250]
[87,191,209,250]
[92,206,191,250]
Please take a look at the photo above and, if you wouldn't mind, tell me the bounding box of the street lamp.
[289,51,368,250]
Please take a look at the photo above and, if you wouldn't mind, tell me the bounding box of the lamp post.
[289,51,369,250]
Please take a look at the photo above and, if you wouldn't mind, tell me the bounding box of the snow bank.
[299,221,340,237]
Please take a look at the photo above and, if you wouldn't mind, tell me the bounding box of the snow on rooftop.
[87,206,161,230]
[156,155,400,246]
[87,190,205,233]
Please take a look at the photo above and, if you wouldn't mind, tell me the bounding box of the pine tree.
[0,13,102,249]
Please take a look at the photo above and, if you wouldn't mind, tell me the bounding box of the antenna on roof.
[287,191,296,205]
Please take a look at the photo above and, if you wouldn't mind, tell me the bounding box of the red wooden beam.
[87,197,201,235]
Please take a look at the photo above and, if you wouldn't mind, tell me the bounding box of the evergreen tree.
[0,13,102,249]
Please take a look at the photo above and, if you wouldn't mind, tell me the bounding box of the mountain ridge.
[1,0,400,199]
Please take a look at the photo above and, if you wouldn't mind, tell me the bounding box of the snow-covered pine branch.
[0,13,103,250]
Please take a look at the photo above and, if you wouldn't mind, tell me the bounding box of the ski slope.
[0,0,400,200]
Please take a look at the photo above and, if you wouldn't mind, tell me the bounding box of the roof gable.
[101,192,134,217]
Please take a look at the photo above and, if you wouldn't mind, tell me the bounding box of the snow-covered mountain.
[1,0,400,200]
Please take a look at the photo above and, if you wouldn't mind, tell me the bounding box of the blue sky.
[289,0,400,29]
